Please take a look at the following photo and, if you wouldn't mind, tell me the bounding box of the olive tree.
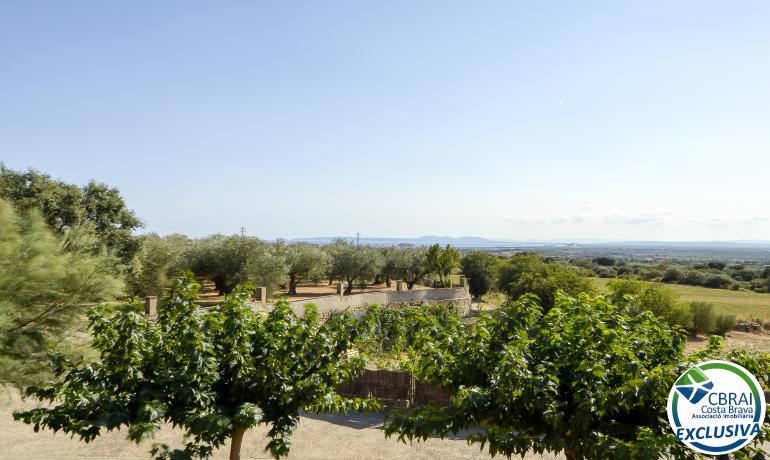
[384,292,770,459]
[15,274,378,460]
[426,244,460,287]
[284,243,329,295]
[329,242,383,294]
[398,248,429,289]
[127,233,191,298]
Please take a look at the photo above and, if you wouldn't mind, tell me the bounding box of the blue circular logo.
[667,360,766,455]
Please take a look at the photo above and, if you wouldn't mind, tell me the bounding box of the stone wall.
[250,286,471,316]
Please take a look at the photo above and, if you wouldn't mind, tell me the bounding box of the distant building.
[397,243,416,249]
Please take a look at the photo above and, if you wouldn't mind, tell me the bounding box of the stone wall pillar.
[144,296,158,315]
[459,276,468,290]
[254,287,267,304]
[396,280,404,293]
[336,282,344,299]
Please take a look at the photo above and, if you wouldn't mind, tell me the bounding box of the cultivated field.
[593,278,770,320]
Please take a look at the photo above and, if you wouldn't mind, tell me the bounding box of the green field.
[593,278,770,321]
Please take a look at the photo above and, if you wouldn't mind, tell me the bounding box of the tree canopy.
[384,292,770,459]
[14,274,378,460]
[426,244,460,287]
[0,164,142,261]
[460,251,501,300]
[497,253,594,310]
[0,199,123,385]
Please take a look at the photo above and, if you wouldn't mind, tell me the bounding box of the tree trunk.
[406,280,415,290]
[288,273,298,295]
[385,277,391,288]
[345,279,354,294]
[229,426,245,460]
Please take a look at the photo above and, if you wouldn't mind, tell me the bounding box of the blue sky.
[2,1,770,241]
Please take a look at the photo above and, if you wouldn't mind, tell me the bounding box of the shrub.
[714,314,737,336]
[385,292,770,459]
[593,266,615,278]
[681,270,707,286]
[497,253,595,311]
[592,256,616,266]
[702,273,733,289]
[605,278,645,306]
[661,267,682,283]
[689,302,716,336]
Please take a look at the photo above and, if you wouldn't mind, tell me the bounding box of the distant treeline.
[576,256,770,293]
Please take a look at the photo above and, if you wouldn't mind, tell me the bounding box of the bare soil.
[686,330,770,354]
[196,282,433,308]
[0,389,563,460]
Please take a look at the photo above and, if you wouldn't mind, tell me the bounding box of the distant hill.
[289,236,770,250]
[290,235,533,248]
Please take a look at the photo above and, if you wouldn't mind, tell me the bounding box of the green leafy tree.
[329,242,383,294]
[399,248,429,289]
[0,165,142,261]
[460,251,500,300]
[0,199,123,384]
[284,243,329,295]
[605,278,646,306]
[426,244,460,287]
[127,233,191,298]
[242,240,288,297]
[497,253,594,310]
[379,248,429,290]
[187,235,247,294]
[188,235,286,296]
[14,275,378,460]
[384,292,770,459]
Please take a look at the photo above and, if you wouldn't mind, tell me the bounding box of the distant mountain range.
[290,236,770,249]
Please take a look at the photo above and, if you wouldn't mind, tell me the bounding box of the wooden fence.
[336,369,451,408]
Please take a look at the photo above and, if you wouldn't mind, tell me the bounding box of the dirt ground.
[685,330,770,354]
[196,282,433,308]
[0,389,562,460]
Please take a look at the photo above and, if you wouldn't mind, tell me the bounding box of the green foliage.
[714,314,737,336]
[127,233,191,298]
[460,252,500,300]
[187,235,287,296]
[284,243,329,295]
[384,293,770,459]
[605,278,646,306]
[426,244,460,288]
[0,165,142,261]
[14,274,378,459]
[356,303,461,362]
[688,302,716,336]
[0,199,123,385]
[328,241,383,294]
[625,283,692,329]
[497,253,595,310]
[592,256,616,266]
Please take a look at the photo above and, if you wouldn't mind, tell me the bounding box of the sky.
[2,1,770,242]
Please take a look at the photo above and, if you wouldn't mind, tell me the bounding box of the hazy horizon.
[3,1,770,241]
